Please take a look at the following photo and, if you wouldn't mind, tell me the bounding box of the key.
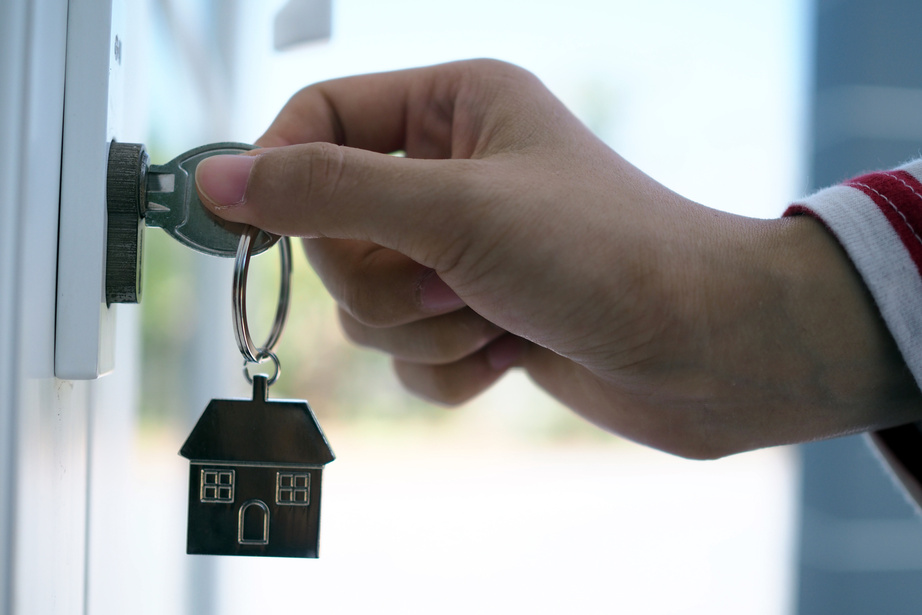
[145,142,277,258]
[180,373,335,558]
[106,141,278,303]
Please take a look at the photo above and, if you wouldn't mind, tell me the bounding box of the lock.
[105,141,278,304]
[106,142,147,303]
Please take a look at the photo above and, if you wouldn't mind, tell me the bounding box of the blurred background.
[108,0,921,613]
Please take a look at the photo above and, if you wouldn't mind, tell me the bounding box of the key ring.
[232,225,292,363]
[242,349,281,386]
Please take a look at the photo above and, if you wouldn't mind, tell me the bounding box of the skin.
[196,59,922,459]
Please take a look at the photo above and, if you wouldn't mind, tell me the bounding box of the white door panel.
[1,0,142,613]
[13,382,90,615]
[55,0,141,380]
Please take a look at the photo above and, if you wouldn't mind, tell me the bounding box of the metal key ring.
[242,350,281,386]
[233,225,292,363]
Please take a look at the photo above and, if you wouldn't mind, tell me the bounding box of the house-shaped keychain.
[180,375,334,558]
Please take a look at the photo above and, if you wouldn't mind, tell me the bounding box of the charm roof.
[180,376,334,465]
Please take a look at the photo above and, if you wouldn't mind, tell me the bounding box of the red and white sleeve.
[785,159,922,507]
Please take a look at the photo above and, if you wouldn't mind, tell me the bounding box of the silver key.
[145,142,277,258]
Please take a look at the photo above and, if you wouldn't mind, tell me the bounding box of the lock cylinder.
[106,141,148,304]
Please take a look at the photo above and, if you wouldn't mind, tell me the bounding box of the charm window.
[276,472,310,506]
[200,469,235,503]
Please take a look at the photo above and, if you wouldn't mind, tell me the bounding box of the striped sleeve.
[785,158,922,509]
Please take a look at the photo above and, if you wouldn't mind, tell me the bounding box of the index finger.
[256,61,470,158]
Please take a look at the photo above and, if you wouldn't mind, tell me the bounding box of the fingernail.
[196,154,257,207]
[418,270,466,312]
[487,335,524,371]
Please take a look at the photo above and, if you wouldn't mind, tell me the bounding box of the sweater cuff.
[784,159,922,393]
[785,159,922,510]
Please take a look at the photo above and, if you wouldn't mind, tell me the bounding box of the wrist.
[703,214,922,453]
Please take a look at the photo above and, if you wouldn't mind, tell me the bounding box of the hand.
[196,59,921,458]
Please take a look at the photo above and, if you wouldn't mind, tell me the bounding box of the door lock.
[105,141,277,304]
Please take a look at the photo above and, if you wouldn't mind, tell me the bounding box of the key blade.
[143,168,180,228]
[147,172,175,193]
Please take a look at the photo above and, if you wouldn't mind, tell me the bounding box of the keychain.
[180,226,335,558]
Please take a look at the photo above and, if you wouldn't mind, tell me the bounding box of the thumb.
[196,144,486,271]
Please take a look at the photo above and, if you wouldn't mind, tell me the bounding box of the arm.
[196,59,922,459]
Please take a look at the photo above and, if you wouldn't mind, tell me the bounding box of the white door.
[0,0,144,613]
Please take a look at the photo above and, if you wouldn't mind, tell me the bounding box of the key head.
[145,142,278,258]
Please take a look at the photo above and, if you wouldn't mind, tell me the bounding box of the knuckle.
[337,309,369,346]
[339,283,394,327]
[338,249,413,328]
[247,143,349,234]
[422,333,466,364]
[429,370,477,406]
[422,313,500,364]
[407,161,493,276]
[407,332,464,366]
[398,365,471,407]
[391,360,459,406]
[300,142,348,208]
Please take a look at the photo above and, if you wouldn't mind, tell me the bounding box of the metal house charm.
[180,374,335,558]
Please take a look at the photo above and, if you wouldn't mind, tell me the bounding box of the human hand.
[197,59,921,458]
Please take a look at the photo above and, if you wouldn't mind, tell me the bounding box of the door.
[0,0,144,613]
[238,500,271,545]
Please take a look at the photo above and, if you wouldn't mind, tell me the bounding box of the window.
[200,469,235,503]
[276,471,310,506]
